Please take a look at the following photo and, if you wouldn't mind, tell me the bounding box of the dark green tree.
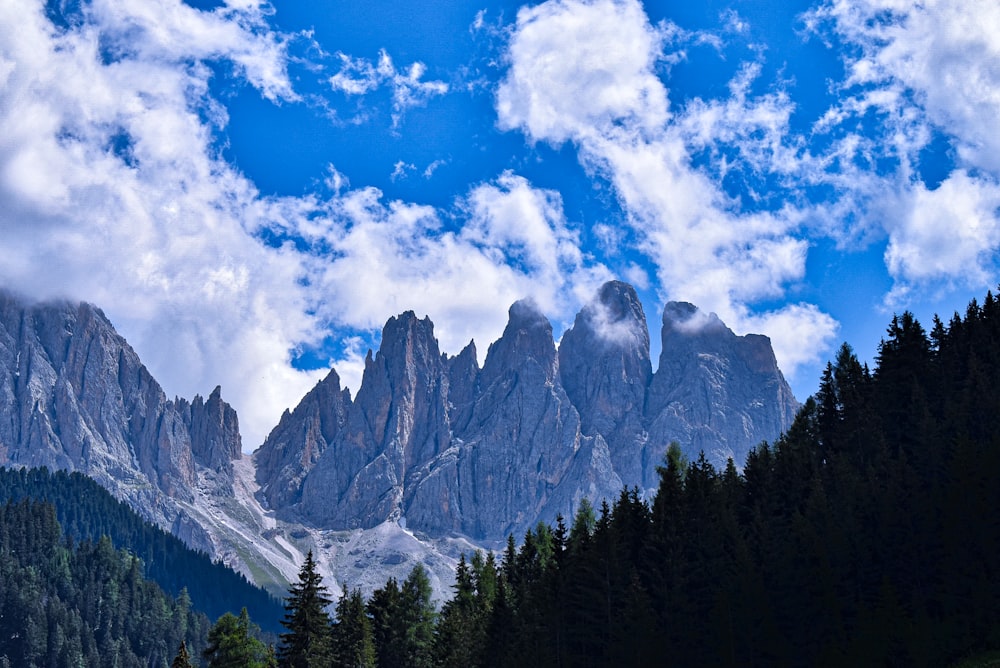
[279,551,333,667]
[367,577,405,668]
[400,563,436,668]
[331,588,375,668]
[204,608,273,668]
[434,554,482,667]
[366,564,437,668]
[171,640,194,668]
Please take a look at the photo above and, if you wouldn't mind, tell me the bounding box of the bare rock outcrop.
[0,290,242,553]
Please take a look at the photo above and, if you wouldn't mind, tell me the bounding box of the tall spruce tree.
[331,588,375,668]
[279,551,333,667]
[367,577,406,668]
[434,554,483,667]
[400,563,436,668]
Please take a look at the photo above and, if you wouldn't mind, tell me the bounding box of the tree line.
[0,498,211,666]
[255,289,1000,667]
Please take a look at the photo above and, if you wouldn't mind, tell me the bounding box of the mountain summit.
[0,282,798,590]
[0,290,241,552]
[255,281,799,542]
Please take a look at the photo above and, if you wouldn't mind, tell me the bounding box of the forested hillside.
[0,467,285,633]
[0,498,210,666]
[299,289,1000,667]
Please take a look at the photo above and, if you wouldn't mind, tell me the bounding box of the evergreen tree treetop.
[278,550,333,667]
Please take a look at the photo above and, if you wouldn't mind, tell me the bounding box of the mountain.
[0,282,797,597]
[0,289,486,598]
[644,300,800,485]
[0,290,232,552]
[256,281,798,542]
[558,280,652,487]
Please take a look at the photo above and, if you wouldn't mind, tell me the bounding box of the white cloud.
[423,159,446,179]
[0,0,316,448]
[390,160,415,181]
[496,0,670,144]
[328,48,448,128]
[88,0,298,102]
[809,0,1000,173]
[884,171,1000,289]
[743,304,840,378]
[496,0,835,379]
[806,0,1000,302]
[282,173,610,379]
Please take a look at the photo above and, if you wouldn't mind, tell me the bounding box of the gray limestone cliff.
[295,312,453,529]
[254,370,351,509]
[263,299,623,542]
[404,299,620,540]
[559,281,652,487]
[259,284,797,542]
[0,290,242,553]
[643,301,799,484]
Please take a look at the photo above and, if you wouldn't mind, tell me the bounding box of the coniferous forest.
[0,467,285,632]
[0,497,211,666]
[5,289,1000,666]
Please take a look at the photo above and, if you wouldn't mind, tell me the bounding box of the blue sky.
[2,0,999,448]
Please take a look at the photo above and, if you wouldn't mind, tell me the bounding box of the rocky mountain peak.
[558,281,652,484]
[0,290,247,554]
[645,301,799,476]
[254,369,352,510]
[444,341,479,434]
[661,301,729,339]
[593,280,650,345]
[481,298,556,386]
[181,385,242,476]
[295,309,452,529]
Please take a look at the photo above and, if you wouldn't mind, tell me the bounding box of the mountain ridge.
[0,281,798,595]
[256,281,799,542]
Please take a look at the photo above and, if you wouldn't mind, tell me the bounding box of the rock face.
[280,303,622,541]
[254,370,351,510]
[0,282,798,563]
[258,282,799,542]
[558,281,651,486]
[0,290,241,553]
[404,299,619,540]
[644,301,800,485]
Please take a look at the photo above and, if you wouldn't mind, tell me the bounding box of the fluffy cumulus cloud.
[0,0,322,447]
[496,0,669,144]
[0,0,602,447]
[884,172,1000,302]
[807,0,1000,300]
[280,171,608,369]
[497,0,837,377]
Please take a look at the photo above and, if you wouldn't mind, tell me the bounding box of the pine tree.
[435,554,482,667]
[279,551,333,667]
[171,640,194,668]
[400,563,436,668]
[331,588,375,668]
[367,577,405,668]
